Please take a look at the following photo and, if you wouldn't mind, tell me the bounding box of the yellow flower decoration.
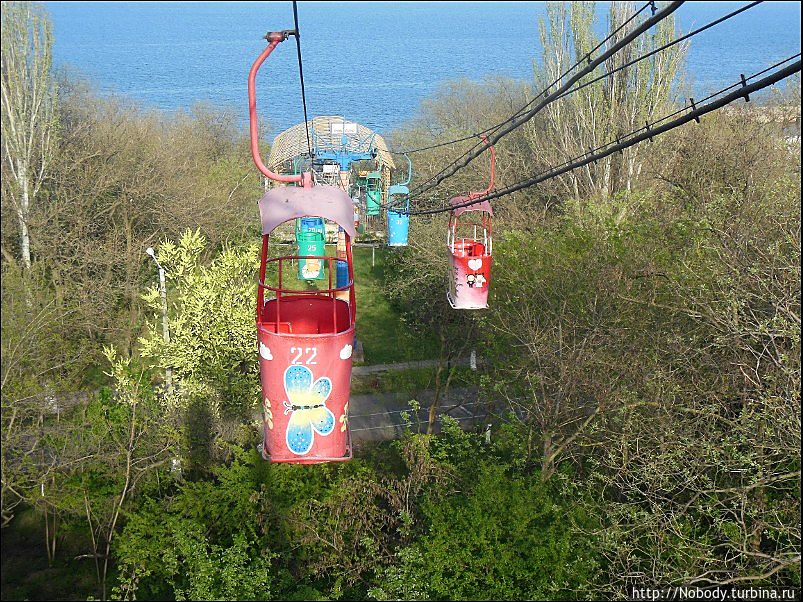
[339,401,349,432]
[264,397,274,430]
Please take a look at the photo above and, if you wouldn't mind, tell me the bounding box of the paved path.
[349,387,489,441]
[252,358,492,442]
[352,356,475,376]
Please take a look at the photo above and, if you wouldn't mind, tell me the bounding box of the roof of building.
[267,116,396,174]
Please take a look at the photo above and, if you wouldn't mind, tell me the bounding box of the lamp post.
[145,247,173,394]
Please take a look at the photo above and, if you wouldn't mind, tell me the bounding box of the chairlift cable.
[404,57,801,216]
[406,0,685,198]
[292,1,314,158]
[390,0,657,156]
[555,1,764,101]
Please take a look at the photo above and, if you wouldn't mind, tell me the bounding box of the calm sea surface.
[46,1,801,135]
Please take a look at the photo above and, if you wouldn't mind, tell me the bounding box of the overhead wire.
[403,57,801,216]
[554,1,763,101]
[378,2,657,205]
[390,0,658,156]
[404,0,686,199]
[292,1,313,158]
[409,1,776,201]
[400,0,768,212]
[354,1,672,212]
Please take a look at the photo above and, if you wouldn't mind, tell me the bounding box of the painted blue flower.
[283,365,335,455]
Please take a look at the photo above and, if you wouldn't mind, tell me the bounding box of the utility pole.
[145,247,173,394]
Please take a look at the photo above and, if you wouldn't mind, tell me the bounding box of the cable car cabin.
[447,197,493,310]
[365,170,383,217]
[352,196,366,235]
[256,185,357,463]
[387,184,410,246]
[446,135,495,310]
[387,154,412,247]
[295,217,326,280]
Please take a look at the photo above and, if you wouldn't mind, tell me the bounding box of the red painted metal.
[250,28,357,463]
[447,137,495,310]
[257,243,356,463]
[248,33,306,185]
[256,192,357,463]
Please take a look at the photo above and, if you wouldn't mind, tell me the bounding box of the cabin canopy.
[449,195,493,217]
[259,185,357,238]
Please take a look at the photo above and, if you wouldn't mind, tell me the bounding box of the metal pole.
[147,247,174,395]
[157,264,174,394]
[372,245,375,267]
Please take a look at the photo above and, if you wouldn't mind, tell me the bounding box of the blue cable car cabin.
[387,155,412,247]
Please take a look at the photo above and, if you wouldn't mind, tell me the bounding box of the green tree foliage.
[1,263,81,525]
[55,347,176,599]
[1,1,58,269]
[137,231,260,474]
[370,420,600,601]
[2,2,800,600]
[113,449,275,601]
[111,423,600,601]
[477,144,800,591]
[139,231,260,416]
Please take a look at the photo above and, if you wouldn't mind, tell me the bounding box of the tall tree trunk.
[1,2,57,269]
[17,162,31,268]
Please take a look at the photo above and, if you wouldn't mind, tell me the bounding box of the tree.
[0,262,79,529]
[113,447,279,601]
[32,347,177,600]
[137,231,261,471]
[1,1,57,269]
[32,81,258,355]
[527,1,685,200]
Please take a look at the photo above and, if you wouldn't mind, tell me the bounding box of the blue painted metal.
[296,216,325,237]
[387,185,409,246]
[313,129,376,171]
[387,155,412,246]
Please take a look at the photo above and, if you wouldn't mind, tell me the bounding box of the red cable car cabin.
[248,29,356,463]
[447,199,493,310]
[256,186,356,463]
[446,137,495,310]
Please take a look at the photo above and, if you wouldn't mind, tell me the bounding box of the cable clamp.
[740,74,751,102]
[645,121,653,142]
[689,98,701,124]
[264,29,297,43]
[649,1,657,16]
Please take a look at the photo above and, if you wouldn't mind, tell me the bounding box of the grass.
[352,246,439,365]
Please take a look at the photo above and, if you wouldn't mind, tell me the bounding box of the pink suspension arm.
[248,32,305,185]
